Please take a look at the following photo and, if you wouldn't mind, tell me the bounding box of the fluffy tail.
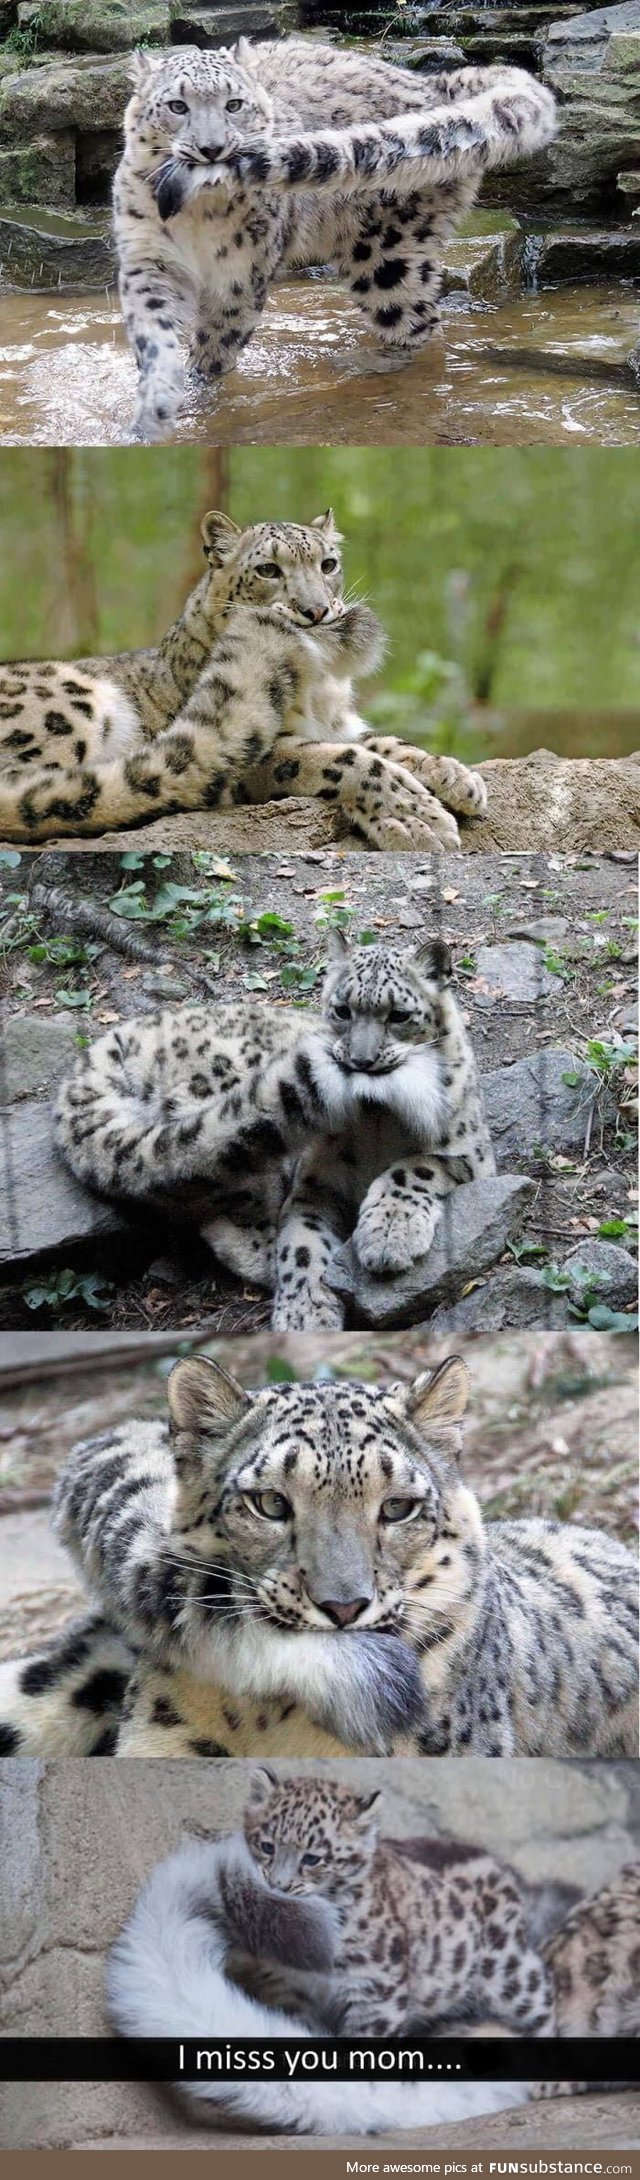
[234,68,557,198]
[0,1613,133,1757]
[108,1835,528,2135]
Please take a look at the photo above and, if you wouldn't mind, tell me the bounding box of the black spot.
[189,1738,230,1757]
[0,1724,20,1754]
[72,1668,129,1714]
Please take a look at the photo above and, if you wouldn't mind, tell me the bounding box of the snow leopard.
[106,1827,530,2133]
[52,929,495,1330]
[0,510,486,848]
[0,1353,636,1761]
[239,1771,556,2038]
[114,37,556,438]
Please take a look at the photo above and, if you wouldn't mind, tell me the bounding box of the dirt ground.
[0,847,636,1333]
[0,1327,636,1661]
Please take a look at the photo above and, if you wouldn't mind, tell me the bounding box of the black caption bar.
[0,2039,636,2084]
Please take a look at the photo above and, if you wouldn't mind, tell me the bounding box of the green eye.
[255,561,281,579]
[381,1497,422,1524]
[321,556,338,573]
[248,1489,290,1521]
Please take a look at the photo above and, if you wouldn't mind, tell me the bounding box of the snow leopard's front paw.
[353,1183,440,1275]
[134,366,185,442]
[363,739,487,821]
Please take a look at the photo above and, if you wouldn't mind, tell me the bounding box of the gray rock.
[482,1049,615,1166]
[1,1013,82,1101]
[17,0,170,47]
[562,1238,638,1307]
[0,54,131,142]
[171,5,293,42]
[0,1101,125,1264]
[474,940,559,1002]
[428,1267,570,1333]
[0,213,115,289]
[530,228,640,284]
[542,2,640,207]
[330,1175,534,1330]
[0,131,76,211]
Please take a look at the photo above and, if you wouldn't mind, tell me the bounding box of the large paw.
[133,369,185,442]
[353,764,461,852]
[353,1187,440,1275]
[364,738,487,819]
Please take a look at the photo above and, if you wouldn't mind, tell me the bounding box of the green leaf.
[587,1305,639,1332]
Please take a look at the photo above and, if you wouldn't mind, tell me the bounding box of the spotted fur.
[239,1772,556,2038]
[52,932,494,1329]
[0,1356,636,1760]
[113,37,556,437]
[0,511,486,847]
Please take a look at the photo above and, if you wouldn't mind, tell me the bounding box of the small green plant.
[314,889,353,934]
[22,1267,115,1315]
[5,7,46,57]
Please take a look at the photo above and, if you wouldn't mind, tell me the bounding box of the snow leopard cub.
[114,37,556,437]
[53,930,495,1331]
[240,1771,556,2039]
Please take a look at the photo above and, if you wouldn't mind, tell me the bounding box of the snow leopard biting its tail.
[114,37,557,437]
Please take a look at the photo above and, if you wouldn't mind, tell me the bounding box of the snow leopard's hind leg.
[200,1170,290,1290]
[333,180,474,353]
[272,1146,354,1331]
[0,1613,135,1757]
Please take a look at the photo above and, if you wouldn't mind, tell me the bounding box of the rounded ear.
[167,1355,250,1439]
[201,511,242,565]
[233,35,254,68]
[130,47,155,85]
[354,1790,381,1821]
[311,508,343,545]
[406,1356,469,1435]
[247,1766,279,1807]
[414,936,453,985]
[326,927,350,963]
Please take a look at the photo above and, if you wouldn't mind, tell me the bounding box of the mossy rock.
[0,51,130,138]
[0,129,75,208]
[17,0,170,49]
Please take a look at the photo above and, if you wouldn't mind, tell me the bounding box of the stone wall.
[1,1757,639,2148]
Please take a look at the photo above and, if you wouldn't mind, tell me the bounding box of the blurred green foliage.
[0,448,638,743]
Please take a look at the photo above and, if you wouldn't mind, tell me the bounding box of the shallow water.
[0,275,638,447]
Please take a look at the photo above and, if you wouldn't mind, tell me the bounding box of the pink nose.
[320,1598,369,1628]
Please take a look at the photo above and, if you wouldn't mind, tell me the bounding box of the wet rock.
[529,228,640,284]
[378,37,467,71]
[1,1014,82,1102]
[171,5,294,41]
[0,53,130,142]
[329,1174,534,1330]
[0,130,75,211]
[562,1238,638,1305]
[17,0,170,47]
[483,1049,617,1166]
[542,1,640,208]
[0,211,115,288]
[0,1101,126,1265]
[473,940,559,1002]
[443,229,521,303]
[428,1267,570,1332]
